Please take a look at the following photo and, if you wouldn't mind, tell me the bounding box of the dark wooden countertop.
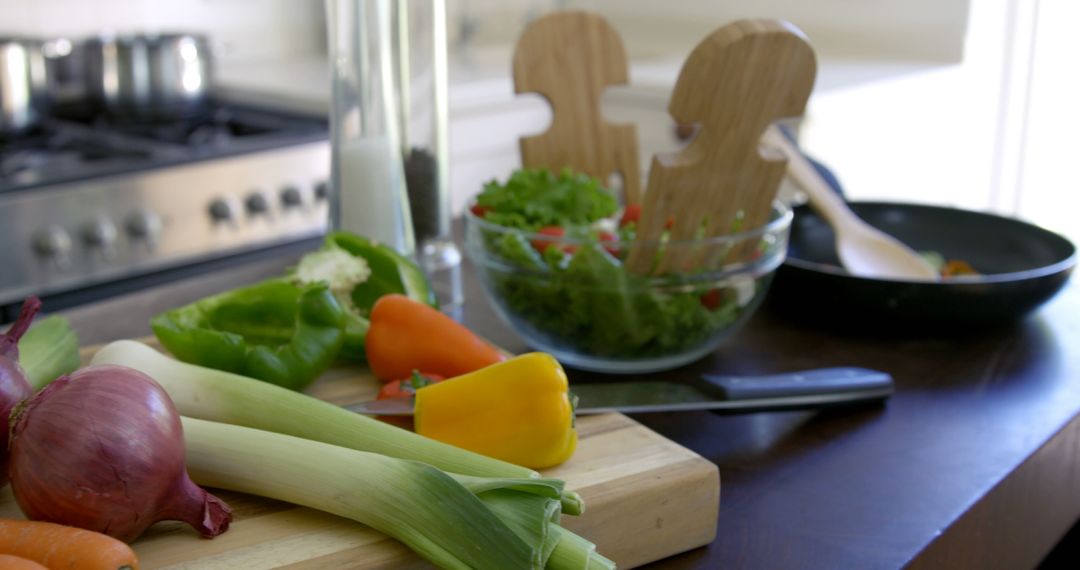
[56,251,1080,569]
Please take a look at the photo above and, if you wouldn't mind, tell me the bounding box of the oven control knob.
[280,186,303,208]
[208,199,234,222]
[245,192,269,215]
[82,218,118,249]
[32,226,73,259]
[125,210,163,241]
[314,181,329,201]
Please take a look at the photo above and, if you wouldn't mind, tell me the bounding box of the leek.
[181,417,539,569]
[18,315,80,389]
[453,473,564,498]
[95,341,614,569]
[477,491,616,570]
[182,417,615,570]
[91,340,586,515]
[479,490,562,566]
[548,525,618,570]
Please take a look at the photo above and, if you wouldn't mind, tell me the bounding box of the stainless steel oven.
[0,98,331,320]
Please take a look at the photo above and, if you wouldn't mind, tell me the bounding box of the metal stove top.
[0,99,332,317]
[0,101,327,191]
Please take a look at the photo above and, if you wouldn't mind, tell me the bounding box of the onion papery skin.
[0,358,32,488]
[0,297,41,488]
[8,365,232,543]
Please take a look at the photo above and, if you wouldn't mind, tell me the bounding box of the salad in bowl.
[464,168,791,373]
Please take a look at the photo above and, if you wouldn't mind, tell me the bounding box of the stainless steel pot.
[84,33,214,119]
[0,37,46,133]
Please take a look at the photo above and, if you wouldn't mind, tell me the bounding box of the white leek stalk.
[91,340,586,515]
[181,417,538,569]
[182,417,616,569]
[93,340,613,567]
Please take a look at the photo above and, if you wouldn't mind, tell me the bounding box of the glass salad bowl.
[465,201,793,373]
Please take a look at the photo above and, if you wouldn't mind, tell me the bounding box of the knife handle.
[702,367,894,402]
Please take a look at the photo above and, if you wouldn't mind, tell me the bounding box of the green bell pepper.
[151,280,346,390]
[290,232,436,360]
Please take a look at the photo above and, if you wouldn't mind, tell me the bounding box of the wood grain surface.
[46,231,1080,569]
[0,344,719,569]
[628,19,816,274]
[513,11,642,204]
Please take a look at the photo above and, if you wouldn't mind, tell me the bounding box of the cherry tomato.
[469,204,490,217]
[700,288,723,311]
[375,371,444,429]
[619,204,673,230]
[531,226,577,254]
[619,204,641,227]
[597,230,620,256]
[377,371,444,398]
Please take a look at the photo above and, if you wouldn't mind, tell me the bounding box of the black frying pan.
[768,202,1077,331]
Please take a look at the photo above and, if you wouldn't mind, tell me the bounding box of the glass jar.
[326,0,463,311]
[326,0,415,255]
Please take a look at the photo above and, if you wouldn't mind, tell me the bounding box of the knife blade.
[344,367,894,416]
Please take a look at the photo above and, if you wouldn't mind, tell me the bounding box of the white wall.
[449,0,972,61]
[0,0,326,63]
[796,0,1080,244]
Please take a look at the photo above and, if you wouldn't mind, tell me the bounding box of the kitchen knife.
[345,367,894,416]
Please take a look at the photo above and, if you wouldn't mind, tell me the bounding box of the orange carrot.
[0,554,48,570]
[0,519,139,570]
[365,294,506,381]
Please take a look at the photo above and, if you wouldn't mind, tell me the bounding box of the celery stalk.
[18,315,80,390]
[181,417,541,570]
[91,340,585,515]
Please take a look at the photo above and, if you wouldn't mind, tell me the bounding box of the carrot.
[365,294,506,381]
[0,519,139,570]
[0,554,48,570]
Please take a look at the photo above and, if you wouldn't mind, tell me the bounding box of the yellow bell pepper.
[414,352,578,469]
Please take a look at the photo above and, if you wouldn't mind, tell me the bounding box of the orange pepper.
[365,295,505,381]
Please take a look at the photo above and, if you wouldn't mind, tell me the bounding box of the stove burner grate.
[0,100,327,192]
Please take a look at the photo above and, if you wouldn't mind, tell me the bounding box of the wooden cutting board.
[0,345,720,569]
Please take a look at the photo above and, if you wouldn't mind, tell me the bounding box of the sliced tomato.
[597,230,620,256]
[620,204,674,230]
[699,288,723,311]
[531,226,575,254]
[619,204,642,227]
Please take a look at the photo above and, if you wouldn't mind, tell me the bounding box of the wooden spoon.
[625,20,817,275]
[763,126,940,281]
[512,11,642,204]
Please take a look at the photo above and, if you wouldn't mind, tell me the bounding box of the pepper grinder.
[391,0,463,312]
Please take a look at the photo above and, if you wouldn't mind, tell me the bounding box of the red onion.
[8,364,232,543]
[0,297,40,487]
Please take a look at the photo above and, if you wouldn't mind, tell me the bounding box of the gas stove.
[0,99,331,319]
